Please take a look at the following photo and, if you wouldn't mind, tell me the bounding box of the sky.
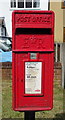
[0,50,12,62]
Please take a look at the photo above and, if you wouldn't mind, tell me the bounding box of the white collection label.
[25,62,42,94]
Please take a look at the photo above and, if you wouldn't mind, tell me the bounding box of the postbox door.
[12,52,53,111]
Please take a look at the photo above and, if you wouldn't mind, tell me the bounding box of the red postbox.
[12,10,54,111]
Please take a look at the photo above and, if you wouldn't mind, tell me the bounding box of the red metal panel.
[15,14,52,28]
[12,10,54,111]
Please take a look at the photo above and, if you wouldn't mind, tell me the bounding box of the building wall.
[0,1,12,37]
[50,1,65,88]
[50,2,63,43]
[54,62,62,87]
[1,62,12,80]
[63,10,65,27]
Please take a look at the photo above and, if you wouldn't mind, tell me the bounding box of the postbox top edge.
[12,10,54,15]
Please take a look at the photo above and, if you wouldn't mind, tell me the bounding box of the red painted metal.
[12,10,54,111]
